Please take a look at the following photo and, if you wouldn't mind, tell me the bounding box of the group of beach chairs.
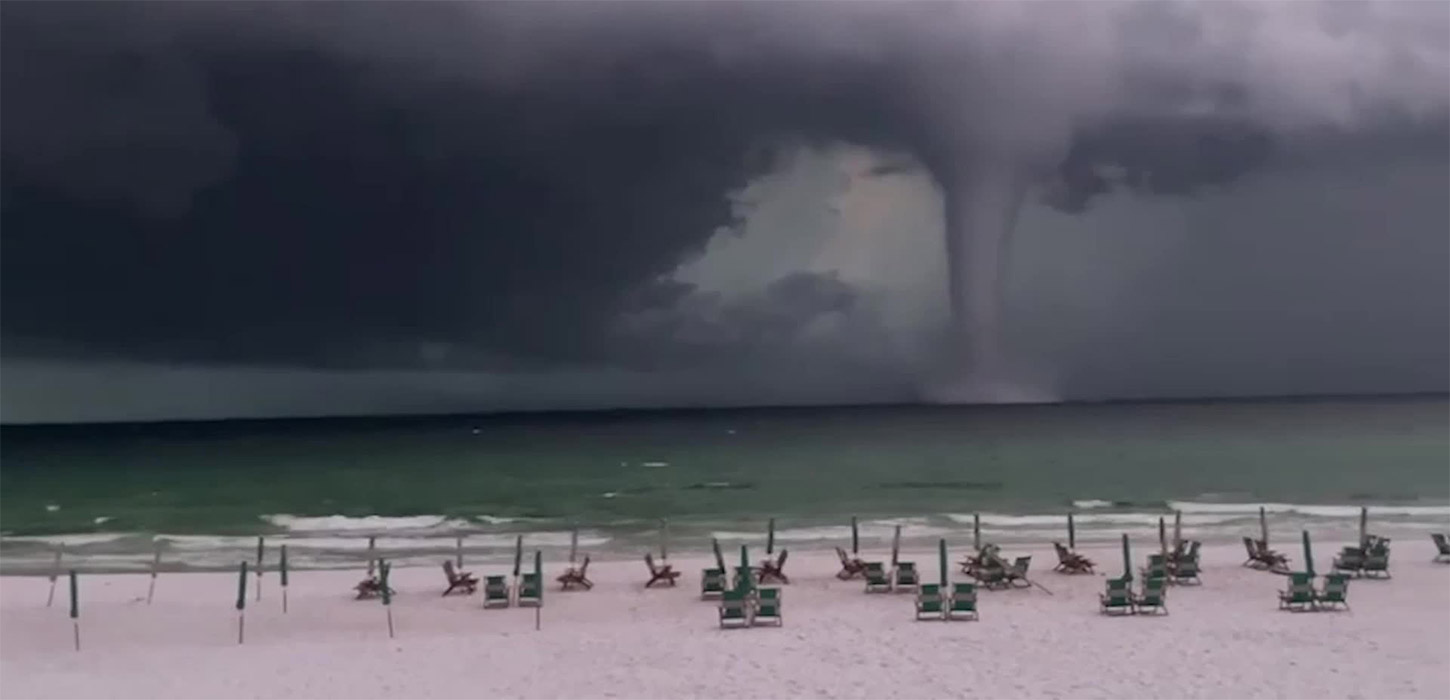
[959,545,1034,590]
[1278,572,1351,612]
[1331,536,1392,578]
[831,547,921,593]
[913,582,980,621]
[704,555,787,628]
[1099,575,1168,615]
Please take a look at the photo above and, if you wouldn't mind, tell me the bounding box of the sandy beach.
[3,539,1447,700]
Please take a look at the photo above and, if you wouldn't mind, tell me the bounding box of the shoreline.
[4,540,1448,698]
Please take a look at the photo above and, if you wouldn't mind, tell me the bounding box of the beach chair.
[718,589,751,629]
[759,550,790,585]
[353,576,392,600]
[1278,572,1317,612]
[442,560,479,596]
[1332,546,1366,576]
[947,583,979,621]
[1171,554,1202,585]
[1053,542,1093,574]
[700,567,727,598]
[733,565,755,590]
[644,553,681,588]
[517,572,542,607]
[557,556,593,590]
[914,583,944,620]
[1135,577,1168,615]
[894,561,920,591]
[483,575,511,608]
[864,562,892,593]
[753,588,783,627]
[1316,573,1350,610]
[1361,545,1391,579]
[1004,556,1033,589]
[1433,533,1450,563]
[1099,578,1134,616]
[835,547,867,579]
[1242,537,1264,569]
[1140,554,1168,580]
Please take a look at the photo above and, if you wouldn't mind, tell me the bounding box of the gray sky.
[2,1,1447,423]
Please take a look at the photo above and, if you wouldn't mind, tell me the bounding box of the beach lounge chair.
[1278,573,1317,612]
[1333,546,1366,576]
[700,567,727,598]
[864,562,892,593]
[914,583,944,620]
[442,560,479,596]
[1361,545,1391,579]
[1171,554,1202,585]
[759,550,790,585]
[353,576,393,600]
[517,572,542,607]
[557,556,593,590]
[1004,556,1033,589]
[894,561,920,591]
[1433,533,1450,563]
[947,583,979,621]
[1316,573,1350,610]
[483,575,510,608]
[1242,537,1264,569]
[1099,578,1134,616]
[644,553,681,588]
[1135,577,1168,615]
[835,547,867,579]
[718,589,751,629]
[753,588,783,627]
[1053,542,1094,574]
[1140,554,1168,580]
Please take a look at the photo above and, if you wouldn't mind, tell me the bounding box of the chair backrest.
[950,583,976,603]
[645,553,660,573]
[1012,556,1031,574]
[759,587,780,601]
[443,560,460,582]
[865,562,885,574]
[776,550,789,569]
[899,561,916,572]
[836,547,850,564]
[1187,541,1201,559]
[1433,533,1450,552]
[578,556,591,575]
[1143,576,1166,592]
[1244,537,1258,557]
[1105,578,1131,601]
[1322,573,1349,594]
[919,583,941,596]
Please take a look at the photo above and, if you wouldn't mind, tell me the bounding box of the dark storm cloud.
[2,2,1447,399]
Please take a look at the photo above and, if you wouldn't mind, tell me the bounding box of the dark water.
[1,396,1446,572]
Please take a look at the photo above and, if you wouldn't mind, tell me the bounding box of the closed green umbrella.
[1359,507,1368,546]
[1302,530,1315,577]
[280,544,290,613]
[1258,506,1268,546]
[69,570,80,651]
[850,516,859,555]
[512,535,524,577]
[938,539,948,588]
[891,524,901,569]
[534,550,544,631]
[255,537,265,602]
[380,560,394,638]
[738,545,751,595]
[236,561,248,644]
[1173,510,1183,550]
[766,518,775,555]
[973,513,981,551]
[1067,513,1076,550]
[1121,534,1132,582]
[711,538,726,572]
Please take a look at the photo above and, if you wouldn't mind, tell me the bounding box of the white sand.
[3,540,1448,700]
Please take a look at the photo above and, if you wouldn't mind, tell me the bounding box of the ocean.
[1,396,1446,574]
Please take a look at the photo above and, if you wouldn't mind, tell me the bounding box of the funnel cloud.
[2,1,1447,422]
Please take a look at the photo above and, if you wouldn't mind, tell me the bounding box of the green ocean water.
[1,396,1447,572]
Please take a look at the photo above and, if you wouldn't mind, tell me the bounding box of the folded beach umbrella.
[712,538,727,572]
[973,513,981,551]
[766,518,775,555]
[1259,506,1269,546]
[1359,507,1368,546]
[569,526,579,566]
[891,524,902,569]
[534,550,543,606]
[1121,534,1132,582]
[1157,517,1167,558]
[1173,511,1183,548]
[938,539,948,588]
[513,535,524,578]
[280,544,290,613]
[850,516,859,555]
[1302,530,1315,577]
[1067,513,1076,550]
[738,545,752,595]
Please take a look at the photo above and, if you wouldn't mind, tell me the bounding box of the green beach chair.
[701,568,727,599]
[864,562,891,593]
[753,587,783,627]
[914,583,943,621]
[1333,547,1365,576]
[894,561,920,592]
[1316,573,1350,610]
[1278,572,1317,612]
[1171,543,1202,585]
[718,589,751,629]
[483,575,511,608]
[947,583,979,621]
[1099,578,1133,616]
[1135,577,1168,615]
[517,572,542,607]
[1361,546,1391,579]
[1140,553,1168,580]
